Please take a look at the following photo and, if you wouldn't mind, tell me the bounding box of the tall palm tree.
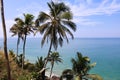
[48,51,62,77]
[35,0,76,69]
[71,52,96,80]
[0,0,11,79]
[14,14,34,69]
[10,23,24,56]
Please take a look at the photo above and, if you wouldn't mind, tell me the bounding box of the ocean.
[0,38,120,80]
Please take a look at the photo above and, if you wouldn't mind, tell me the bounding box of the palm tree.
[35,57,44,72]
[14,14,34,69]
[71,52,96,80]
[47,51,62,77]
[35,1,76,66]
[0,0,11,79]
[35,56,45,80]
[10,22,24,56]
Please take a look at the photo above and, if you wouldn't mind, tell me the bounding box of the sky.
[0,0,120,38]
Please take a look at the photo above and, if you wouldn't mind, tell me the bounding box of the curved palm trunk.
[0,0,11,79]
[42,40,52,80]
[44,40,53,67]
[22,34,27,69]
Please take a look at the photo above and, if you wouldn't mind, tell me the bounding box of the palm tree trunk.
[42,40,52,80]
[44,40,53,67]
[22,34,27,69]
[0,0,11,79]
[50,62,54,78]
[17,36,20,56]
[48,40,52,57]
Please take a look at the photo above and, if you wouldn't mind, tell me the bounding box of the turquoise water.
[0,38,120,80]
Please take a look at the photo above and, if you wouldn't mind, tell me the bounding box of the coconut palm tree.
[0,0,11,79]
[71,52,96,80]
[35,1,76,66]
[47,51,62,77]
[35,56,45,80]
[35,57,44,72]
[14,14,34,69]
[10,22,24,56]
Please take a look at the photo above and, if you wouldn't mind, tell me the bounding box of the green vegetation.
[10,14,35,69]
[0,1,102,80]
[71,52,102,80]
[60,69,74,80]
[48,51,62,77]
[0,50,103,80]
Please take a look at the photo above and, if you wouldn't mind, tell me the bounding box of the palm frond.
[47,1,56,17]
[41,27,51,47]
[38,22,50,34]
[11,33,17,37]
[62,25,74,39]
[35,56,44,71]
[58,25,69,43]
[86,74,103,80]
[15,18,24,26]
[60,12,73,20]
[58,36,63,47]
[23,14,34,25]
[62,20,76,31]
[55,2,70,15]
[38,12,51,23]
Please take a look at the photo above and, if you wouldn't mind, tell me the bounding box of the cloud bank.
[65,0,120,26]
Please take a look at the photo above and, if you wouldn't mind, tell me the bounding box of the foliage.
[71,52,96,80]
[0,50,34,80]
[35,56,44,72]
[60,69,73,80]
[47,51,62,77]
[86,74,103,80]
[10,22,24,56]
[35,1,76,50]
[11,13,35,69]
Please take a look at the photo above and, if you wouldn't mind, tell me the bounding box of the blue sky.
[0,0,120,38]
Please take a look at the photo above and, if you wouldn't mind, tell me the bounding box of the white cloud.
[73,17,101,26]
[64,0,120,26]
[67,0,120,16]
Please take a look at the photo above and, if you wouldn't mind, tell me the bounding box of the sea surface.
[0,38,120,80]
